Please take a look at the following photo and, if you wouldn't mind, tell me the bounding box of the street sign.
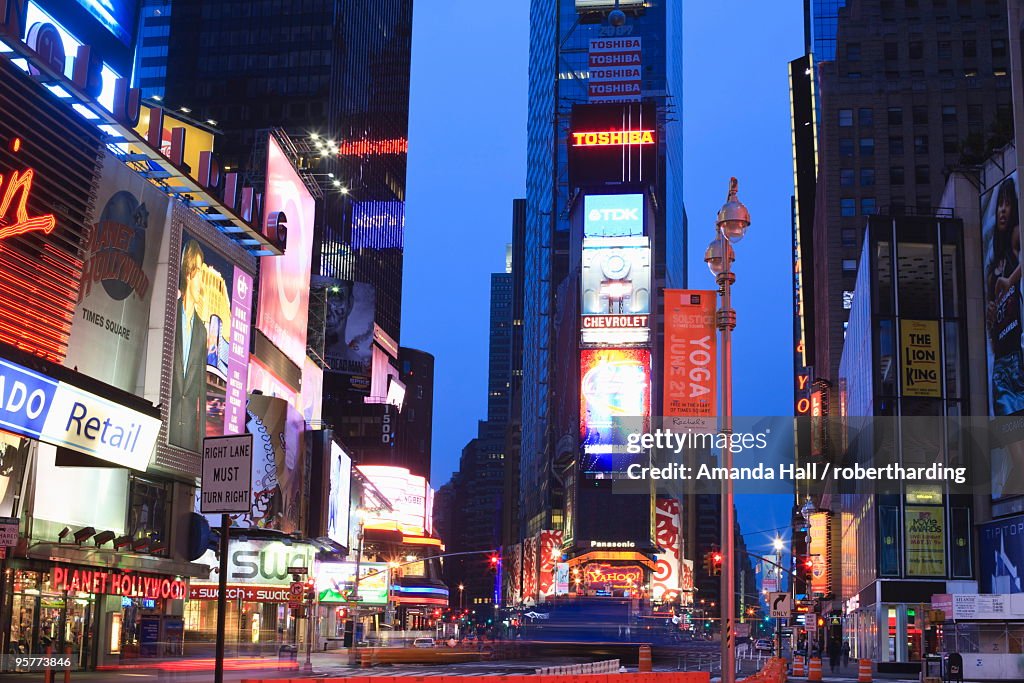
[287,566,308,575]
[288,581,304,609]
[0,515,19,546]
[769,592,792,618]
[200,434,254,514]
[735,623,750,637]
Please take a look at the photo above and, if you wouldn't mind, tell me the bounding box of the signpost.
[769,592,792,619]
[202,434,253,683]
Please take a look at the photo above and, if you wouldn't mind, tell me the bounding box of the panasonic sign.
[0,357,159,471]
[583,194,644,238]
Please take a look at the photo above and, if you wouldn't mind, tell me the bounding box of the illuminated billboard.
[327,442,352,547]
[568,102,658,188]
[583,193,644,238]
[65,151,169,394]
[579,348,651,472]
[26,1,137,76]
[352,200,405,249]
[358,465,429,537]
[168,232,253,451]
[323,280,375,377]
[256,136,314,368]
[808,511,830,596]
[317,561,388,605]
[588,37,642,103]
[73,0,138,47]
[581,237,651,345]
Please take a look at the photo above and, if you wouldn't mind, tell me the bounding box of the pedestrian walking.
[828,639,841,673]
[841,640,851,668]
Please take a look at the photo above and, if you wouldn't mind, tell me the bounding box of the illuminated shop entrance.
[4,570,96,672]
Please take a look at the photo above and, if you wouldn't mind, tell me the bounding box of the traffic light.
[489,554,500,569]
[801,555,814,583]
[702,552,713,575]
[304,578,316,602]
[711,551,723,576]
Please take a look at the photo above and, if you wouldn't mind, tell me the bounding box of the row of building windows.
[840,197,878,217]
[840,165,932,186]
[839,104,1000,127]
[840,133,971,157]
[847,68,1007,80]
[847,38,1007,62]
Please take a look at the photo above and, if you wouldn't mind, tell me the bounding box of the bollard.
[43,644,53,683]
[807,656,823,682]
[638,644,653,673]
[858,658,872,683]
[63,645,71,683]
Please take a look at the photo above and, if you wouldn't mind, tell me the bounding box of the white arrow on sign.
[769,592,792,618]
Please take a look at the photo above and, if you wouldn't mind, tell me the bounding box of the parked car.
[754,639,774,653]
[412,637,436,648]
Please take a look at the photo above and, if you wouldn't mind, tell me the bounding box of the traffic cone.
[807,656,822,681]
[858,658,872,683]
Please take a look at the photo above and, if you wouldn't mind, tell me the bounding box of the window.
[884,42,898,60]
[842,228,857,247]
[890,166,905,185]
[889,136,905,155]
[963,39,977,58]
[861,168,876,186]
[941,105,956,123]
[841,169,855,186]
[914,135,928,154]
[847,72,862,79]
[847,42,862,61]
[912,106,928,125]
[993,39,1007,58]
[859,108,874,126]
[841,198,856,216]
[843,259,858,271]
[943,133,959,154]
[937,40,952,58]
[861,198,877,215]
[909,41,923,59]
[839,109,854,126]
[860,137,875,156]
[888,107,903,125]
[840,138,855,157]
[915,165,930,184]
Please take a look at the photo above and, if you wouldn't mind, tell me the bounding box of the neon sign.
[584,563,644,591]
[0,138,55,241]
[572,130,655,147]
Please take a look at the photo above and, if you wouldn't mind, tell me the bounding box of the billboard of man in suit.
[169,238,208,451]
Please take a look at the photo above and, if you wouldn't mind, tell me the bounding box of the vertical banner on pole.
[663,289,718,430]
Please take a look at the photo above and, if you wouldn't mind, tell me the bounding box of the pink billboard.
[652,497,682,602]
[256,136,314,368]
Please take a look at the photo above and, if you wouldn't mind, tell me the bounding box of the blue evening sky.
[402,2,801,565]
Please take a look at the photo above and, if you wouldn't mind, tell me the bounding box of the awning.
[566,550,657,570]
[28,542,211,580]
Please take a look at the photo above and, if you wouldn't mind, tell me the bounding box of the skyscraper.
[521,0,685,545]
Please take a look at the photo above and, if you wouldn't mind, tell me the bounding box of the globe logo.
[89,191,150,301]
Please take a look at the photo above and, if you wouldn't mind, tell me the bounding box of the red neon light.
[337,138,408,155]
[0,168,56,241]
[571,130,655,147]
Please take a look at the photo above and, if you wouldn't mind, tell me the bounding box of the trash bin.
[921,654,942,683]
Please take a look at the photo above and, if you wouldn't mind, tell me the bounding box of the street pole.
[776,546,783,658]
[348,520,364,665]
[303,581,314,672]
[214,514,230,683]
[705,178,750,683]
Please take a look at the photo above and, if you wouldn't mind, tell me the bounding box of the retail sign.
[189,584,294,603]
[978,514,1024,593]
[316,561,389,606]
[51,566,187,599]
[200,434,253,514]
[571,129,654,147]
[0,357,159,470]
[900,319,941,397]
[0,145,56,241]
[588,37,642,103]
[582,315,649,329]
[0,515,17,546]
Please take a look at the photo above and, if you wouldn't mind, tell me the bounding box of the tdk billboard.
[583,194,645,238]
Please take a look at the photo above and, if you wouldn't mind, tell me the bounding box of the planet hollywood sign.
[51,566,187,600]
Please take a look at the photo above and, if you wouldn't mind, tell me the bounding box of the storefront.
[1,562,188,671]
[187,538,315,655]
[316,561,388,647]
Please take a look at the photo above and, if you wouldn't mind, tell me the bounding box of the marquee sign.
[571,130,655,147]
[51,566,187,600]
[584,563,644,593]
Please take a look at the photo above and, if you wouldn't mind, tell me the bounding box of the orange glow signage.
[0,139,55,242]
[584,563,644,593]
[337,138,408,155]
[572,130,655,147]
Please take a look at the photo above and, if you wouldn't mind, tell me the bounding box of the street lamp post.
[705,177,751,683]
[348,511,366,666]
[459,583,465,611]
[773,536,785,658]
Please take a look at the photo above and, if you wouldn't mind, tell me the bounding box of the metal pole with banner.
[201,434,254,683]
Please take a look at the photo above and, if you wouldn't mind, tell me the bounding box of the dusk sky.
[402,2,802,562]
